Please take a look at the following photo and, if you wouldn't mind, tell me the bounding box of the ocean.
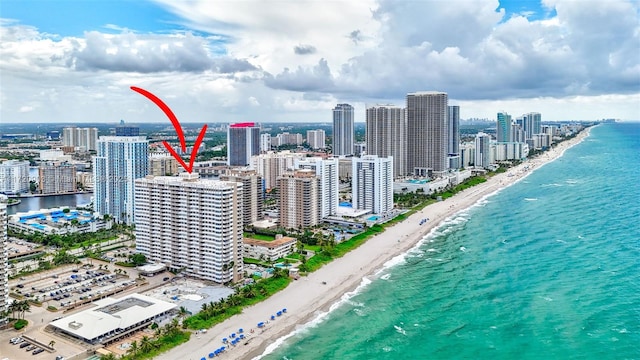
[262,122,640,360]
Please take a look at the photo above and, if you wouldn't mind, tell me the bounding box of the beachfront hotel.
[332,103,355,156]
[406,91,449,176]
[365,105,407,178]
[227,122,260,166]
[220,168,264,226]
[295,157,339,218]
[352,155,394,215]
[134,173,244,283]
[277,169,321,229]
[93,136,149,224]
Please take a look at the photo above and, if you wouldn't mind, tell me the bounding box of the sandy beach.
[155,127,592,360]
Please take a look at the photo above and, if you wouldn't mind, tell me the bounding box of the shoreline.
[155,128,593,360]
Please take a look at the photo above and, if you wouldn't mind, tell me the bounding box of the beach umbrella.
[231,333,235,338]
[239,334,245,339]
[277,311,282,316]
[220,346,226,351]
[271,315,275,320]
[201,357,206,360]
[282,308,287,313]
[222,338,227,343]
[239,328,243,333]
[208,353,215,358]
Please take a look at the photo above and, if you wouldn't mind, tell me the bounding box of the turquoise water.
[263,123,640,360]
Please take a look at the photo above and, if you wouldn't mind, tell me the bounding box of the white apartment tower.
[332,104,354,156]
[260,133,272,153]
[62,127,98,151]
[523,112,542,139]
[475,132,491,169]
[94,136,148,224]
[220,168,264,226]
[135,173,244,283]
[406,92,449,176]
[278,170,321,229]
[306,129,326,150]
[0,195,8,320]
[448,105,460,169]
[365,105,407,177]
[0,160,29,195]
[295,157,339,218]
[352,155,394,215]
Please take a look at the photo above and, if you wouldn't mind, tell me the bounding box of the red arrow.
[130,86,207,173]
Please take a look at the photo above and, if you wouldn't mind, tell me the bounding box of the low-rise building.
[49,293,175,345]
[243,234,297,262]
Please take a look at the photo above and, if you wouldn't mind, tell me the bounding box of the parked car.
[25,344,36,351]
[32,348,45,355]
[19,342,30,348]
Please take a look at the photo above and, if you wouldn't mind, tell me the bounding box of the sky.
[1,0,639,124]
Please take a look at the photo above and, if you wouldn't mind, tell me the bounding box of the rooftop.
[50,293,176,342]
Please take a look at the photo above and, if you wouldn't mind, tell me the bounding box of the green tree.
[128,253,147,266]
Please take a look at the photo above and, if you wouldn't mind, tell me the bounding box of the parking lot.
[6,336,51,358]
[13,264,137,312]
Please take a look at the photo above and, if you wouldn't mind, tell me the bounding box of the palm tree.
[48,340,55,348]
[178,306,189,322]
[139,335,155,353]
[101,353,117,360]
[127,340,139,356]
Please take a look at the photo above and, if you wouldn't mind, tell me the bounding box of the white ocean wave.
[255,276,373,359]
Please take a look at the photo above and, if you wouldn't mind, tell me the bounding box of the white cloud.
[0,0,638,124]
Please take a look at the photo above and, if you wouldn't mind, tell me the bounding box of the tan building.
[278,169,320,230]
[251,150,305,190]
[39,162,77,194]
[134,173,244,283]
[243,234,297,262]
[149,156,179,176]
[220,168,264,226]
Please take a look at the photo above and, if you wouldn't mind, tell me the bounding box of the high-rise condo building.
[496,112,512,143]
[39,162,77,194]
[62,127,98,151]
[227,122,260,166]
[365,105,406,177]
[352,155,394,215]
[251,151,305,190]
[0,160,29,195]
[295,157,339,218]
[406,91,448,176]
[0,195,8,321]
[306,129,326,150]
[220,168,264,226]
[260,133,272,153]
[135,173,244,283]
[448,105,461,170]
[475,132,491,169]
[278,169,320,229]
[523,112,542,139]
[332,104,354,156]
[94,136,148,224]
[149,156,179,176]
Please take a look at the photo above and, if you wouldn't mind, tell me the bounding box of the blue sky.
[1,0,179,35]
[1,0,638,123]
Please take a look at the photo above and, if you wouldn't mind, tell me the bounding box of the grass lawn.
[244,233,276,241]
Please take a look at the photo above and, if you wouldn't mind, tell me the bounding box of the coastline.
[155,128,593,360]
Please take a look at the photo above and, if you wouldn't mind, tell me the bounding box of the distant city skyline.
[1,1,638,123]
